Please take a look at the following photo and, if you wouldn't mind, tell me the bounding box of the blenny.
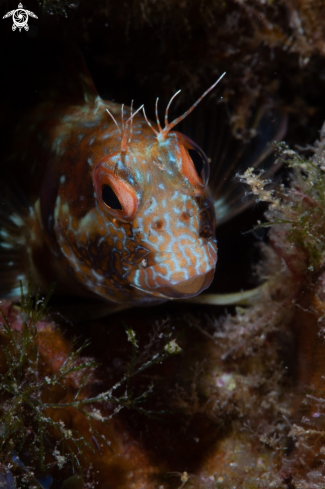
[0,47,286,306]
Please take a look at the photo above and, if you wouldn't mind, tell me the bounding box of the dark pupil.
[188,149,204,177]
[102,185,122,210]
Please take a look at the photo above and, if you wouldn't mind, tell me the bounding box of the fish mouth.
[127,241,217,299]
[172,274,206,293]
[155,268,215,299]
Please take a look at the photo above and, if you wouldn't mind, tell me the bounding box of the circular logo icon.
[3,3,38,33]
[13,7,29,31]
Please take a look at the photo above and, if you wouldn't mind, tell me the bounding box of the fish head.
[91,124,217,302]
[41,87,222,305]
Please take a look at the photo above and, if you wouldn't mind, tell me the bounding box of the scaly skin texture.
[4,90,217,305]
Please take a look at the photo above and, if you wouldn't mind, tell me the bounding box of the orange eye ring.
[94,163,139,221]
[173,132,210,190]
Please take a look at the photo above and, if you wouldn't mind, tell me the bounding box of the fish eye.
[172,132,210,189]
[102,184,123,210]
[94,163,138,221]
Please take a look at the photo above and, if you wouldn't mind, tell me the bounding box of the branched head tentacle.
[121,103,125,132]
[106,109,121,135]
[106,102,143,153]
[142,72,226,143]
[121,103,144,153]
[128,100,134,145]
[142,106,159,136]
[155,97,162,133]
[164,89,181,129]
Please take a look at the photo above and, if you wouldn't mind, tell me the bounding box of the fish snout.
[128,239,217,299]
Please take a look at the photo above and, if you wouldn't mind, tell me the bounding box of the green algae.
[239,138,325,273]
[0,280,182,486]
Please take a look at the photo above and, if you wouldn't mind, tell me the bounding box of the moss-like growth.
[239,135,325,273]
[0,281,101,483]
[0,280,182,486]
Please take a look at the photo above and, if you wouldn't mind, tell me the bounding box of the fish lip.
[130,268,215,300]
[155,268,215,299]
[127,241,217,299]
